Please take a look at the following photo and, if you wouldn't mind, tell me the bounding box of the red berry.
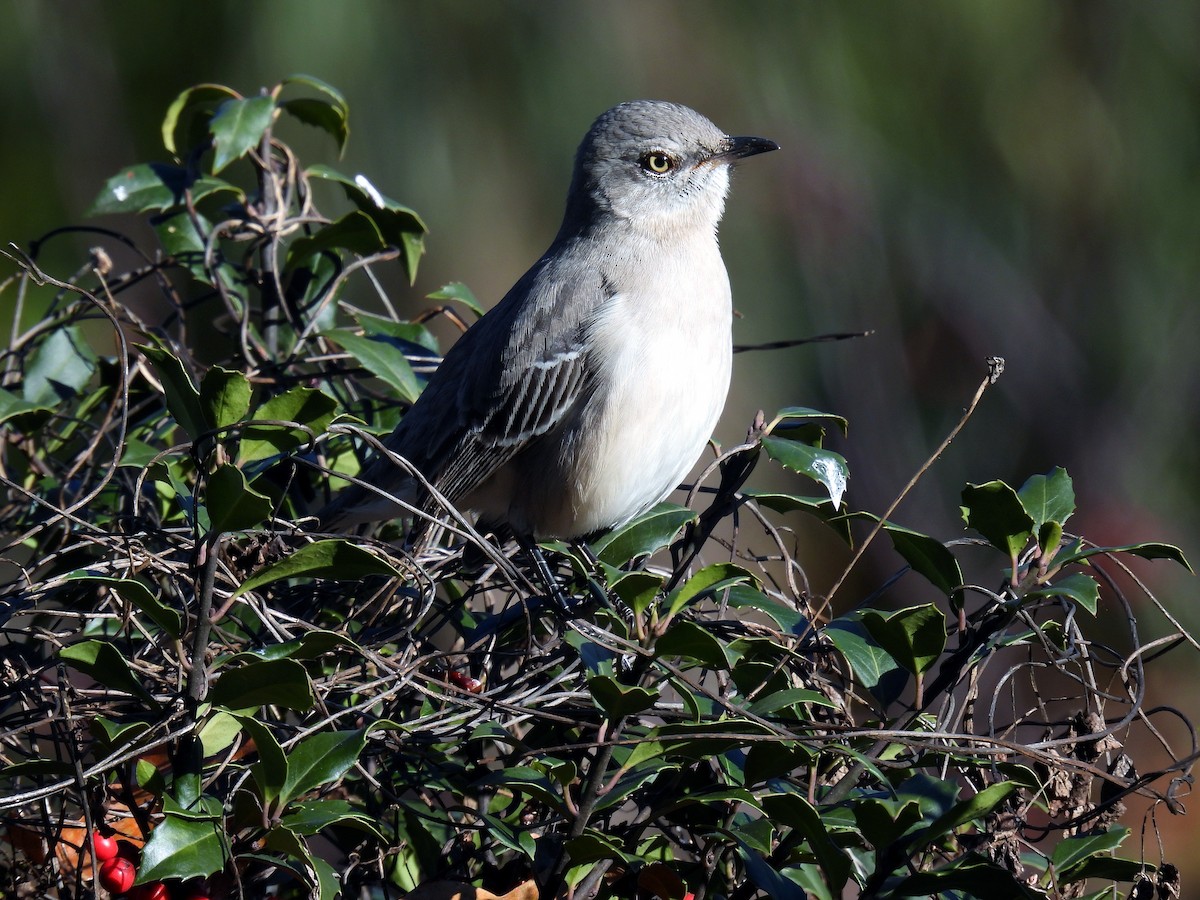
[128,883,170,900]
[92,832,119,862]
[98,856,137,893]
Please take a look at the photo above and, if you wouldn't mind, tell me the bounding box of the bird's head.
[564,99,778,241]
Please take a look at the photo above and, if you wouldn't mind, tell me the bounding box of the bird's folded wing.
[419,262,605,506]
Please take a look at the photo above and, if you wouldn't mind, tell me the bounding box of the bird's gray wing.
[373,253,606,512]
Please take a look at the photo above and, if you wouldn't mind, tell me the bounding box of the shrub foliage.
[0,78,1194,900]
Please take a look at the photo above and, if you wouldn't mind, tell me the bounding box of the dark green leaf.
[655,619,729,669]
[287,210,385,262]
[895,853,1044,899]
[885,523,964,598]
[281,799,384,839]
[588,675,659,718]
[88,162,239,215]
[210,95,276,173]
[140,343,209,440]
[666,562,757,616]
[280,97,349,153]
[208,658,314,712]
[323,328,422,403]
[1058,541,1193,573]
[66,573,181,638]
[912,781,1018,846]
[961,480,1034,559]
[162,83,239,156]
[137,812,228,883]
[306,164,427,282]
[90,717,151,751]
[0,387,51,424]
[824,616,907,706]
[725,584,810,633]
[205,464,272,533]
[760,793,851,891]
[1017,467,1075,529]
[233,539,400,599]
[354,310,441,353]
[239,386,339,464]
[59,640,155,704]
[23,325,97,404]
[1059,854,1148,885]
[236,715,288,805]
[427,281,485,317]
[769,405,848,436]
[746,688,837,716]
[862,603,946,677]
[736,840,810,900]
[565,832,630,865]
[281,728,372,804]
[1030,572,1100,615]
[591,503,696,566]
[761,435,848,509]
[610,571,664,616]
[200,366,251,430]
[1051,825,1129,874]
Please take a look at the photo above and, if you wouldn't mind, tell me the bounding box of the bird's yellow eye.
[642,151,674,174]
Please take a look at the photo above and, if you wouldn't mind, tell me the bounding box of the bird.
[319,99,778,551]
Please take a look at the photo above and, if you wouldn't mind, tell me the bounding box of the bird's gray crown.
[559,100,749,237]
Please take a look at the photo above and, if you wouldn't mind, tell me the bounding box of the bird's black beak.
[714,135,780,162]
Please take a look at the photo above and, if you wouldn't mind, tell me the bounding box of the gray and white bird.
[319,100,778,544]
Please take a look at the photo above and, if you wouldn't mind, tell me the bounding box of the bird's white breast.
[523,232,733,538]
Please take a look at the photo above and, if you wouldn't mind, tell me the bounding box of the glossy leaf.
[281,97,349,153]
[23,325,97,405]
[1029,572,1100,614]
[1017,467,1075,529]
[287,210,385,262]
[137,812,228,883]
[208,658,314,712]
[655,619,729,669]
[66,573,181,638]
[59,640,155,704]
[895,854,1044,899]
[281,799,384,840]
[885,523,964,598]
[591,503,696,567]
[769,405,849,436]
[761,435,848,510]
[140,343,209,440]
[1051,825,1129,874]
[1057,541,1193,573]
[89,162,239,215]
[427,280,485,317]
[237,715,289,806]
[162,83,239,156]
[589,675,658,718]
[825,616,907,706]
[306,164,427,281]
[210,95,276,173]
[233,539,401,599]
[199,366,251,430]
[666,562,757,616]
[238,386,339,464]
[323,328,422,403]
[725,584,809,633]
[862,604,947,677]
[961,480,1034,559]
[0,388,51,425]
[281,728,373,804]
[610,570,664,616]
[205,464,272,533]
[761,793,851,892]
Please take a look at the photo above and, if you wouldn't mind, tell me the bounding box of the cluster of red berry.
[92,833,211,899]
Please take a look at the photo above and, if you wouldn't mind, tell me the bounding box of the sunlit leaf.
[233,539,401,599]
[210,95,277,173]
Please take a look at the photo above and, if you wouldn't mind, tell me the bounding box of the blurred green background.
[3,0,1197,867]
